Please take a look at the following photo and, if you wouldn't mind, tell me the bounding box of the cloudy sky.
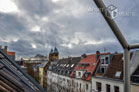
[0,0,139,59]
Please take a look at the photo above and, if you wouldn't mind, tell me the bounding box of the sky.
[0,0,139,59]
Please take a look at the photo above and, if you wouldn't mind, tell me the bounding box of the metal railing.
[93,0,139,92]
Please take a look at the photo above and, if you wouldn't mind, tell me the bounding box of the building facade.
[92,51,139,92]
[47,57,81,92]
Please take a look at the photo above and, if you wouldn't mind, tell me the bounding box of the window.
[60,64,63,67]
[78,72,81,76]
[79,64,83,67]
[101,67,105,73]
[115,72,121,78]
[64,64,66,67]
[98,67,105,73]
[114,86,119,92]
[84,72,90,79]
[106,57,109,64]
[96,82,101,92]
[106,84,110,92]
[86,84,88,90]
[85,63,89,67]
[131,76,139,83]
[101,59,105,64]
[71,64,74,67]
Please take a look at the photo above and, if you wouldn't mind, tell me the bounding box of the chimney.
[4,46,8,51]
[81,53,87,59]
[96,51,100,61]
[96,51,100,55]
[0,45,2,49]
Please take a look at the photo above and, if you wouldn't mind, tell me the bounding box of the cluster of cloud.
[0,0,138,59]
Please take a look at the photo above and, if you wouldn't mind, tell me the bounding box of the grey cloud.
[0,0,138,59]
[13,0,59,16]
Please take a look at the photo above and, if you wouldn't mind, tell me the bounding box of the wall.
[47,70,91,92]
[92,77,123,92]
[73,78,91,92]
[131,84,139,92]
[39,67,44,86]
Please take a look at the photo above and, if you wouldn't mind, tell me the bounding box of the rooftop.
[70,54,100,81]
[0,49,46,92]
[49,57,81,77]
[104,54,123,80]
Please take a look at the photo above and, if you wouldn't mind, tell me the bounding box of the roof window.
[71,64,74,67]
[115,71,121,78]
[66,64,69,67]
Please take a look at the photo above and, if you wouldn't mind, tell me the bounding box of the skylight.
[60,64,63,67]
[71,64,74,67]
[115,71,121,77]
[66,64,69,67]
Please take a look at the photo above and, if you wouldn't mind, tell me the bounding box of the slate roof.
[49,49,53,54]
[132,66,139,76]
[0,49,46,92]
[39,61,49,68]
[49,57,81,77]
[53,47,59,54]
[104,54,123,80]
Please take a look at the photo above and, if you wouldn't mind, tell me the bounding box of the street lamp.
[93,0,139,92]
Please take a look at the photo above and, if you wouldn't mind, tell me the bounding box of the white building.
[70,52,111,92]
[23,54,47,63]
[47,57,81,92]
[92,51,139,92]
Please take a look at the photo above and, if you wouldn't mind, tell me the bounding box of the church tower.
[49,47,59,61]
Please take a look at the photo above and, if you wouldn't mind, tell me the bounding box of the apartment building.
[92,51,139,92]
[47,57,81,92]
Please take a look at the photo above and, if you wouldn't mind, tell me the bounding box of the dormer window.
[84,73,88,79]
[79,64,83,67]
[84,72,91,79]
[84,63,89,67]
[76,70,86,78]
[78,72,81,76]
